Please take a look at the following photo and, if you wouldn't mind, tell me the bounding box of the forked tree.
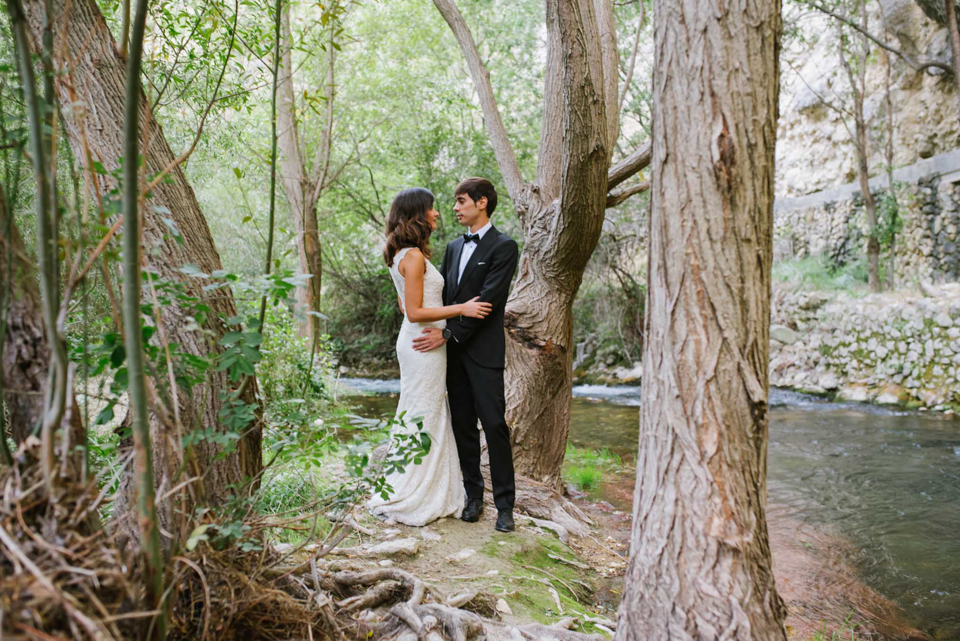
[614,0,787,634]
[278,2,341,342]
[433,0,651,486]
[20,0,261,540]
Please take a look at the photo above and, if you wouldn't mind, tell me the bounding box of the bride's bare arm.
[399,249,491,322]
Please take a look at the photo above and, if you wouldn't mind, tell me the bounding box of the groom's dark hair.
[455,177,498,216]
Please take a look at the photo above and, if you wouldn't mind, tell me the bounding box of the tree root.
[376,601,606,641]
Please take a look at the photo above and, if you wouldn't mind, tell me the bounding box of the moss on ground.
[478,534,606,633]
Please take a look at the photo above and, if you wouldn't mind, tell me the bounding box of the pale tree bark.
[433,0,647,487]
[614,0,787,633]
[278,5,336,342]
[21,0,261,539]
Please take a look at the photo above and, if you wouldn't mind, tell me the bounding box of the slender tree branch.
[119,0,166,629]
[618,0,645,113]
[140,0,238,198]
[431,0,526,203]
[308,23,337,202]
[805,0,954,75]
[606,180,650,207]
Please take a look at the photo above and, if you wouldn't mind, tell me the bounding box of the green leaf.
[186,524,212,551]
[221,332,243,346]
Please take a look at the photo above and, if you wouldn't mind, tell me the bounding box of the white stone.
[367,538,419,556]
[935,312,954,328]
[420,528,442,541]
[818,372,840,390]
[379,559,394,567]
[771,325,799,345]
[496,598,513,615]
[837,386,871,402]
[876,393,900,405]
[447,548,476,562]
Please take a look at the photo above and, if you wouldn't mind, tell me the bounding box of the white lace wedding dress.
[366,247,465,526]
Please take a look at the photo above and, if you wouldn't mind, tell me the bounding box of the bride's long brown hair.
[383,187,435,267]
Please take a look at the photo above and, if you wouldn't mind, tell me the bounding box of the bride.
[366,187,491,526]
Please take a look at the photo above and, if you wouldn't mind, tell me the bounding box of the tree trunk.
[614,0,787,634]
[434,0,625,488]
[856,124,882,291]
[20,0,261,538]
[0,188,86,471]
[278,6,332,343]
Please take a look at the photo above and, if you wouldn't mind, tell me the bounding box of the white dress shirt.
[457,221,492,285]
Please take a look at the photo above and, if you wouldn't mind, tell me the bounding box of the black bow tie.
[463,233,480,244]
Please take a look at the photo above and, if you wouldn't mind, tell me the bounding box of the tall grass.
[773,256,871,293]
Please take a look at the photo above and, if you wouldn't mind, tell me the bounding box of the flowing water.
[335,378,960,638]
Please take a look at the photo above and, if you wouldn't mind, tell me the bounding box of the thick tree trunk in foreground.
[614,0,787,634]
[435,0,639,488]
[278,7,333,342]
[21,0,260,537]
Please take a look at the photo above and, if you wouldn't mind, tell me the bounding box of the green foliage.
[562,445,621,492]
[773,256,871,292]
[876,185,905,251]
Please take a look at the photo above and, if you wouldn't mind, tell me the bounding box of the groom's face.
[454,193,487,229]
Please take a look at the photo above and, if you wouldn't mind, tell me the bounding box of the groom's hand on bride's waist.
[412,327,446,352]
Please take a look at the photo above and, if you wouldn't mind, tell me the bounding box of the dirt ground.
[331,468,929,640]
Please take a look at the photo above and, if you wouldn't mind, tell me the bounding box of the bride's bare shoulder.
[397,247,425,277]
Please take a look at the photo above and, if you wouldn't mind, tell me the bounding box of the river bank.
[574,283,960,415]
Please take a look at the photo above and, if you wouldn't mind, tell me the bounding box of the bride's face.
[426,207,439,230]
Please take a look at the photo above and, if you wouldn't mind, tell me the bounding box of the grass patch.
[562,445,622,493]
[773,256,870,293]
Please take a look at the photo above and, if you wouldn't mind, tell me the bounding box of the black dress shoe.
[461,498,484,522]
[495,509,515,532]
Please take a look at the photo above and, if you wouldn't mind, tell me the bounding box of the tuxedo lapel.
[454,226,499,298]
[448,238,464,303]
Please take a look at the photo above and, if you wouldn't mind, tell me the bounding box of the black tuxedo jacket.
[440,226,519,369]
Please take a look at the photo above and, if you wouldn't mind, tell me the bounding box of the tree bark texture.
[0,195,84,452]
[20,0,261,535]
[614,0,787,634]
[434,0,635,488]
[278,6,333,342]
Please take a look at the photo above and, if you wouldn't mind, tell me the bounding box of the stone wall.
[773,148,960,284]
[769,284,960,411]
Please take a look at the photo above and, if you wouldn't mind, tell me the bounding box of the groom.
[412,177,518,532]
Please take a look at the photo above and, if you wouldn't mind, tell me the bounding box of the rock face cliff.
[777,0,959,198]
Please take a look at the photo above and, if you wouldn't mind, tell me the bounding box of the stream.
[334,378,960,639]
